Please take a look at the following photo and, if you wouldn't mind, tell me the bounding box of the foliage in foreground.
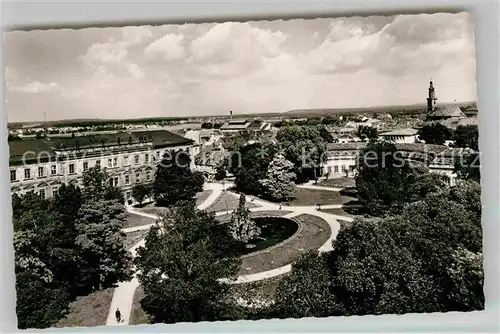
[135,203,241,324]
[13,169,132,329]
[153,150,204,207]
[271,181,483,317]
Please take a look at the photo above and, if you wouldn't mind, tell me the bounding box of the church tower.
[427,79,438,113]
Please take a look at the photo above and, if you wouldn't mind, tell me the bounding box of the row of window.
[10,152,160,182]
[109,171,152,187]
[326,165,356,174]
[16,169,153,199]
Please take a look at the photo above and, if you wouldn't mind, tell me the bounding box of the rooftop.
[9,130,193,165]
[429,106,466,118]
[379,128,419,136]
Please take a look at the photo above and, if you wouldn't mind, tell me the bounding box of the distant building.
[425,80,468,121]
[379,128,419,144]
[219,119,271,133]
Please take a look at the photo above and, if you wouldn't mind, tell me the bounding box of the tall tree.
[75,199,133,291]
[418,123,452,145]
[355,141,446,216]
[228,194,261,244]
[276,125,327,183]
[260,152,296,202]
[135,204,240,324]
[454,151,481,182]
[229,141,276,196]
[272,251,344,318]
[153,150,204,207]
[82,166,124,204]
[357,125,379,141]
[454,125,479,150]
[132,183,152,205]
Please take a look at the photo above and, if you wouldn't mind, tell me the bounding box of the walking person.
[115,308,122,323]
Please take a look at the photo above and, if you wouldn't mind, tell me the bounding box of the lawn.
[133,190,213,216]
[239,214,331,275]
[124,230,149,249]
[230,275,284,303]
[195,190,213,207]
[319,208,357,218]
[288,187,355,206]
[125,212,155,228]
[206,191,260,213]
[317,177,356,188]
[215,210,293,223]
[53,288,114,328]
[129,286,150,325]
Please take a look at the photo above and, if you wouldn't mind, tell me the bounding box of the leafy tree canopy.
[418,123,452,145]
[135,204,240,323]
[153,150,204,207]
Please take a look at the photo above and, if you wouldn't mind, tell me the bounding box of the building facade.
[322,142,466,186]
[9,130,195,204]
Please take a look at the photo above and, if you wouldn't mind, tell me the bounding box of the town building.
[9,130,195,204]
[219,119,271,133]
[379,128,419,144]
[322,142,466,186]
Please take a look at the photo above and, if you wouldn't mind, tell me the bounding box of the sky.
[4,11,476,122]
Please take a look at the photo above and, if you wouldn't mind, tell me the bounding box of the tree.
[75,199,133,291]
[214,164,227,181]
[153,150,204,207]
[229,142,276,196]
[355,141,446,216]
[135,204,240,324]
[272,251,344,318]
[357,125,379,141]
[132,184,152,205]
[318,126,334,142]
[327,191,483,316]
[228,194,261,244]
[260,152,296,202]
[418,123,452,145]
[276,126,327,183]
[82,166,124,204]
[454,151,480,182]
[15,270,71,329]
[454,125,479,150]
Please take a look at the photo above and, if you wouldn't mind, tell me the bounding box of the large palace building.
[8,130,196,203]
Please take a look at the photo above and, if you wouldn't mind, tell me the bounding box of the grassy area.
[53,288,114,328]
[215,210,293,223]
[124,230,149,249]
[206,191,260,213]
[319,208,357,218]
[125,212,155,228]
[195,190,213,207]
[317,177,356,188]
[130,286,150,325]
[239,214,331,275]
[230,275,284,302]
[289,187,355,206]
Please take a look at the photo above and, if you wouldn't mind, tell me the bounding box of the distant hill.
[284,102,476,117]
[8,101,476,128]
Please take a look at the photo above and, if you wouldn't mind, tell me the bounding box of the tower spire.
[427,79,437,113]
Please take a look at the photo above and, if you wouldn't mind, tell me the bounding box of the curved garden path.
[106,182,353,326]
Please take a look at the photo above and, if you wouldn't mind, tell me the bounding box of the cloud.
[80,37,145,79]
[4,12,476,122]
[144,33,185,61]
[187,22,288,79]
[10,81,60,94]
[121,26,153,45]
